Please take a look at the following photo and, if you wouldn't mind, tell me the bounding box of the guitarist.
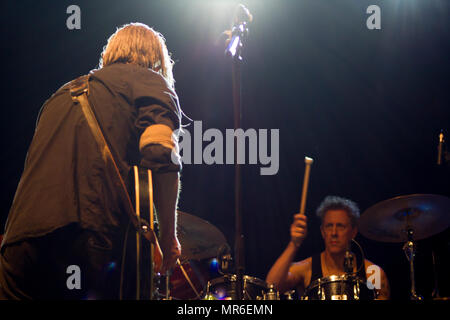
[0,23,182,299]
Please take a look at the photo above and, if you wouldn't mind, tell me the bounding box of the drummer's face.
[320,209,357,254]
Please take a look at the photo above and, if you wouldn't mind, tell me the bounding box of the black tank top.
[310,253,367,285]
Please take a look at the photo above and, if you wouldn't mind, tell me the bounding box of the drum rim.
[204,274,269,300]
[307,274,365,291]
[208,274,268,287]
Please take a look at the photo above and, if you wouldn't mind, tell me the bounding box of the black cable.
[119,221,131,300]
[350,238,365,277]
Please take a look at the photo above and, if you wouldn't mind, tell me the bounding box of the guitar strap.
[69,74,157,298]
[69,75,151,234]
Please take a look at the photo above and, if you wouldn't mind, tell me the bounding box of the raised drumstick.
[299,156,314,215]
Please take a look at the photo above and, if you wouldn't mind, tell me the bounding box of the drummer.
[266,196,390,300]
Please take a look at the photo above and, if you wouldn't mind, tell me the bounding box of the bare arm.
[365,260,390,300]
[133,75,183,274]
[266,242,302,293]
[153,171,181,273]
[376,268,390,300]
[266,214,307,293]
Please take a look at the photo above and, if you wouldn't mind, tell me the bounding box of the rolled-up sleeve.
[133,72,182,173]
[139,120,181,172]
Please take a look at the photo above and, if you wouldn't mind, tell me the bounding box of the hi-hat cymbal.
[177,211,228,262]
[358,194,450,243]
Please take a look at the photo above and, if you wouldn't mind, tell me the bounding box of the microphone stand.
[403,228,423,300]
[225,15,250,301]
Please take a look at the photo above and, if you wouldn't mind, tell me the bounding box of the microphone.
[217,244,233,274]
[437,130,444,165]
[344,250,354,274]
[225,4,252,59]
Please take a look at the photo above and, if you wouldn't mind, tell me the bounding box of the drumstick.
[176,259,202,299]
[299,156,314,215]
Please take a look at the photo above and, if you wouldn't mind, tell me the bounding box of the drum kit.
[160,193,449,300]
[159,211,280,300]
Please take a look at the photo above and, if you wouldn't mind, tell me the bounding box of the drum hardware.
[359,194,450,300]
[355,280,361,299]
[153,272,172,300]
[262,284,279,300]
[203,280,214,300]
[402,228,422,300]
[283,290,296,300]
[217,244,234,275]
[318,280,325,299]
[431,250,441,299]
[203,274,272,300]
[302,275,375,300]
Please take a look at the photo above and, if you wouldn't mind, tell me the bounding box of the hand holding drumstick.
[265,157,314,290]
[291,214,308,248]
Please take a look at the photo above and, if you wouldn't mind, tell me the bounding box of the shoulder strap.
[310,253,323,283]
[69,75,155,243]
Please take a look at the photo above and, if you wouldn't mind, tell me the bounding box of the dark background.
[1,0,449,300]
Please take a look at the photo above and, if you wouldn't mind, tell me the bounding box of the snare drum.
[302,274,375,300]
[203,274,270,300]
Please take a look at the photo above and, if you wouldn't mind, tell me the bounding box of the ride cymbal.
[177,211,228,262]
[358,194,450,243]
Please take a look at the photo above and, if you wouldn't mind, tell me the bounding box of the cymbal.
[177,211,228,262]
[358,194,450,243]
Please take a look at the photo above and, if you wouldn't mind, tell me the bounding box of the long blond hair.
[99,22,175,88]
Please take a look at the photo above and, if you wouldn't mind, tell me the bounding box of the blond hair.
[99,22,175,88]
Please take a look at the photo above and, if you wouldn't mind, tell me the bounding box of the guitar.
[132,165,163,299]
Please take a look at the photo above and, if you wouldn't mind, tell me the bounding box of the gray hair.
[316,196,360,227]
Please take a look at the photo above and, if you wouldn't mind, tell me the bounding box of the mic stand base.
[403,228,423,301]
